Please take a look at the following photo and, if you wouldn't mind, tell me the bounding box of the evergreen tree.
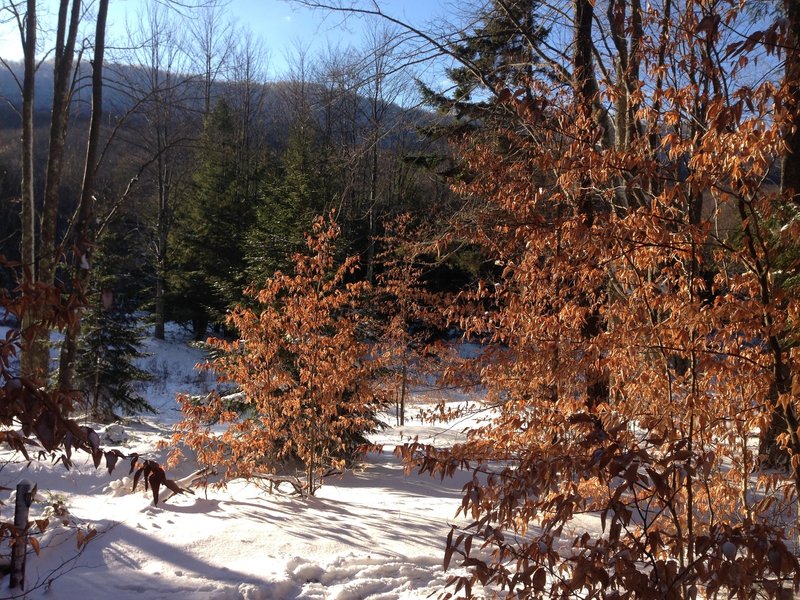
[75,217,153,419]
[169,99,260,338]
[413,0,553,290]
[420,0,550,126]
[246,108,328,285]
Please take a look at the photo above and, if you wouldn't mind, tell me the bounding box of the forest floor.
[0,323,486,600]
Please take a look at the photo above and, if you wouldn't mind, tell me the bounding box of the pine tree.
[169,99,259,338]
[420,0,550,125]
[75,217,153,419]
[246,107,328,286]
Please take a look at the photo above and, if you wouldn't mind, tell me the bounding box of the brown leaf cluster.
[393,2,800,598]
[172,215,390,494]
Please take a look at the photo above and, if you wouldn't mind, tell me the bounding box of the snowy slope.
[0,324,480,600]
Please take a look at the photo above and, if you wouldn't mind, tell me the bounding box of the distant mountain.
[0,61,436,152]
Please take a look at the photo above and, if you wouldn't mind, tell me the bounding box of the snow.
[0,323,479,600]
[16,464,462,600]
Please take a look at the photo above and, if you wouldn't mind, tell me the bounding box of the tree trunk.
[574,0,611,411]
[607,0,629,151]
[782,0,800,205]
[154,178,169,341]
[19,0,43,381]
[57,0,108,392]
[397,360,407,427]
[573,0,614,148]
[38,0,81,290]
[9,481,32,591]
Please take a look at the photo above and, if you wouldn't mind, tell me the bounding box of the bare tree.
[117,0,198,339]
[15,2,37,378]
[357,22,409,282]
[226,27,270,199]
[309,23,418,282]
[38,0,82,303]
[313,42,361,214]
[0,0,112,380]
[56,0,109,391]
[14,0,36,298]
[189,0,234,116]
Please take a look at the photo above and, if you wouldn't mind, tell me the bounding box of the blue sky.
[211,0,446,74]
[0,0,454,79]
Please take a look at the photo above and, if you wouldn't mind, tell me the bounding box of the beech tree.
[376,215,451,426]
[300,0,800,597]
[173,215,388,495]
[393,1,800,597]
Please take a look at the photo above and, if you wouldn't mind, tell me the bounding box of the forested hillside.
[2,0,800,598]
[0,49,457,341]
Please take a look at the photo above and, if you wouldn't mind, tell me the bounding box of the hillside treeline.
[0,2,462,416]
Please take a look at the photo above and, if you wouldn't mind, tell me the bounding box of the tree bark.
[573,0,611,411]
[20,1,83,381]
[9,480,32,591]
[57,0,109,391]
[573,0,613,148]
[782,0,800,205]
[154,152,170,341]
[38,0,81,289]
[19,0,41,381]
[607,0,629,150]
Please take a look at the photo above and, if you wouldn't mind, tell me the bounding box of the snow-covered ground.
[0,324,482,600]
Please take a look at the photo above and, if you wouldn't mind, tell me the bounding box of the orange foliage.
[395,2,800,598]
[172,216,390,494]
